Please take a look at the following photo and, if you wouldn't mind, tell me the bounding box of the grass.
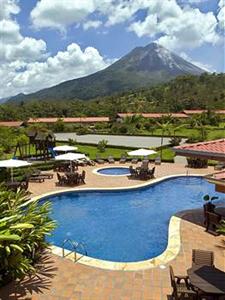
[62,143,175,162]
[142,127,225,140]
[3,141,174,162]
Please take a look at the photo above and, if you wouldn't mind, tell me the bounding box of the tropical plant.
[68,138,77,146]
[53,118,65,132]
[0,187,56,286]
[203,194,218,204]
[217,220,225,235]
[97,139,108,152]
[203,194,218,212]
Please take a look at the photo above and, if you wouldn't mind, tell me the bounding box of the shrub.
[169,136,182,146]
[68,138,77,146]
[97,139,108,152]
[76,127,89,135]
[0,187,56,286]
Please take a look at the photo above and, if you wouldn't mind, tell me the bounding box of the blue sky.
[0,0,224,98]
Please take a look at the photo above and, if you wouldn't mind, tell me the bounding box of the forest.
[1,73,224,121]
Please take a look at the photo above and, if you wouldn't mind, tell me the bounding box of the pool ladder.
[61,238,87,263]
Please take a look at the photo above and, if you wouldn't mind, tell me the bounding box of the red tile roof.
[183,110,225,115]
[117,113,188,118]
[175,139,225,154]
[28,117,109,123]
[0,121,23,127]
[174,139,225,161]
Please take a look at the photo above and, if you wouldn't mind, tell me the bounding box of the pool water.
[41,177,223,262]
[97,167,130,175]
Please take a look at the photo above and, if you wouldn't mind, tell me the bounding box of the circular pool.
[94,166,130,176]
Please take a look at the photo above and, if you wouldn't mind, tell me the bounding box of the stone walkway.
[1,163,225,300]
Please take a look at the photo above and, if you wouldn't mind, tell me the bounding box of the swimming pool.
[41,176,223,263]
[96,167,130,176]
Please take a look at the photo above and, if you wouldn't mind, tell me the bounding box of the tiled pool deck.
[1,162,225,300]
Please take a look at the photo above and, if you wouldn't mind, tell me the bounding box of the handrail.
[61,238,87,262]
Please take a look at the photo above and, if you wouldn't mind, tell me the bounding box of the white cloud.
[0,0,20,20]
[0,0,113,98]
[83,20,102,30]
[217,0,225,31]
[30,0,149,30]
[0,19,22,43]
[129,1,220,50]
[30,0,223,51]
[1,43,113,98]
[218,0,225,9]
[31,0,97,31]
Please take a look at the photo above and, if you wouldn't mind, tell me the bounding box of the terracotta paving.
[28,162,215,196]
[1,162,225,300]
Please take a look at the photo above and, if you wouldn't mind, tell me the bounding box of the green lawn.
[142,126,225,140]
[9,142,173,162]
[59,142,175,162]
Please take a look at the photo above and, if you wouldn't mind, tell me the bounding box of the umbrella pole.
[11,168,13,182]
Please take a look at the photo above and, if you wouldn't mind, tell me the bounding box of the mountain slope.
[9,43,205,102]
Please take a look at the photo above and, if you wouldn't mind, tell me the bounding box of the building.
[116,112,188,121]
[183,110,225,116]
[174,139,225,193]
[27,117,110,124]
[0,121,23,128]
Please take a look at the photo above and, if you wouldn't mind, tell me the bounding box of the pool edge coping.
[92,165,130,177]
[32,173,204,271]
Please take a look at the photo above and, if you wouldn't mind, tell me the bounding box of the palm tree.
[192,118,207,141]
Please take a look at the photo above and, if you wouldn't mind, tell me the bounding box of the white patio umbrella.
[128,148,157,156]
[55,152,87,172]
[53,145,78,152]
[0,159,31,182]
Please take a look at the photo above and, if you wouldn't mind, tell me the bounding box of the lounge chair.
[81,157,95,166]
[155,156,161,165]
[35,170,53,179]
[108,155,115,163]
[192,249,214,267]
[214,161,225,170]
[119,154,127,164]
[96,154,105,164]
[28,174,45,183]
[205,212,221,236]
[169,266,197,300]
[131,158,138,164]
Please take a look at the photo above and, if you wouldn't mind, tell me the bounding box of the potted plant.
[203,194,218,212]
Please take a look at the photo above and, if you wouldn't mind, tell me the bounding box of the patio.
[28,162,215,197]
[1,162,225,300]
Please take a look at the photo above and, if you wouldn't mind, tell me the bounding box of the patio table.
[215,207,225,218]
[187,265,225,299]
